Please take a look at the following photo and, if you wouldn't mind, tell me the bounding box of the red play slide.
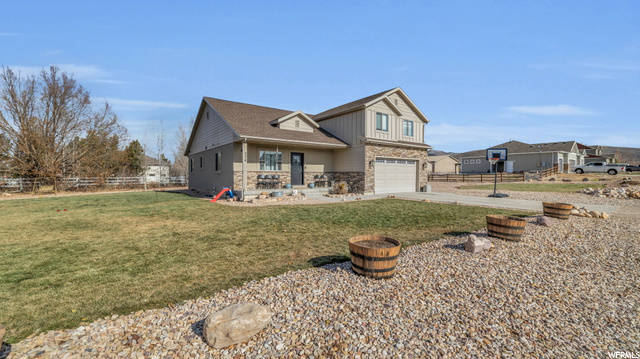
[210,187,234,202]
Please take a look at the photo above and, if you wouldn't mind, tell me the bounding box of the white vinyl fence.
[0,176,187,193]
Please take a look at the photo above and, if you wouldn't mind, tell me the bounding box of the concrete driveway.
[314,191,621,216]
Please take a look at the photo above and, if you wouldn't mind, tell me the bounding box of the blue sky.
[2,1,638,160]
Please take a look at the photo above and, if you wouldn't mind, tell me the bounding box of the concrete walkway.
[312,191,620,215]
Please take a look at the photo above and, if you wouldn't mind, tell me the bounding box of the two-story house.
[184,87,432,200]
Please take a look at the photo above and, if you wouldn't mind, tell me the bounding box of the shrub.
[334,181,349,194]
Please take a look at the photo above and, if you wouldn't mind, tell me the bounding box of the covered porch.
[231,137,349,200]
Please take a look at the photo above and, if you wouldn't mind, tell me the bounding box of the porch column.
[241,140,247,201]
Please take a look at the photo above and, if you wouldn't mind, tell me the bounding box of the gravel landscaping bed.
[3,213,638,358]
[429,182,640,207]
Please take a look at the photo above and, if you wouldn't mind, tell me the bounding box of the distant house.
[580,144,618,164]
[184,87,433,199]
[457,140,588,173]
[426,155,460,174]
[144,155,170,183]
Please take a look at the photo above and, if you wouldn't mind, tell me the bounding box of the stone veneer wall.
[329,172,365,192]
[233,171,291,191]
[364,144,430,194]
[233,171,364,194]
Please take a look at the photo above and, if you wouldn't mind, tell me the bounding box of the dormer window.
[376,113,388,131]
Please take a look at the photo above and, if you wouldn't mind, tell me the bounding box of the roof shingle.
[203,98,347,146]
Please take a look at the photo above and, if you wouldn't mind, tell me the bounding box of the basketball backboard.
[486,148,508,161]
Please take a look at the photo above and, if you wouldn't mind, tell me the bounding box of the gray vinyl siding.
[188,143,234,192]
[461,153,557,173]
[278,115,314,132]
[333,146,365,172]
[316,110,365,145]
[189,104,235,155]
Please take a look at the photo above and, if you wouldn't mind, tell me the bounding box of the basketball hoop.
[488,158,499,165]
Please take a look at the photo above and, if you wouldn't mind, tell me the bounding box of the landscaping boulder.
[202,303,272,349]
[537,216,554,227]
[0,324,5,344]
[464,234,492,253]
[601,212,610,219]
[582,178,590,181]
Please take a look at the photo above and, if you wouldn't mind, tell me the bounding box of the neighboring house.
[144,155,170,183]
[184,87,432,199]
[457,140,587,173]
[426,155,460,174]
[580,144,618,164]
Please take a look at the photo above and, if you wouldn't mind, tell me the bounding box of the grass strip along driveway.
[0,192,530,343]
[457,182,607,192]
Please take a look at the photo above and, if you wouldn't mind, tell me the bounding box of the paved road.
[312,191,621,216]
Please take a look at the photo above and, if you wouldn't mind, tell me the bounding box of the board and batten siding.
[333,146,365,172]
[278,115,314,133]
[386,93,424,143]
[315,110,365,146]
[365,100,423,143]
[189,104,236,155]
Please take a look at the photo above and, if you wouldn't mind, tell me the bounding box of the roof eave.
[237,136,349,148]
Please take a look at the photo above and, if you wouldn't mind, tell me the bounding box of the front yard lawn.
[0,192,530,343]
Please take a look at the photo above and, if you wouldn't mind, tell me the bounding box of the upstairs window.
[259,150,282,171]
[199,156,203,168]
[403,120,414,136]
[376,112,388,131]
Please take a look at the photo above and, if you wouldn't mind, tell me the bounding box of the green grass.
[457,182,607,192]
[0,192,530,343]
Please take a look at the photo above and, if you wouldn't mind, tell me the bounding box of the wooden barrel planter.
[486,215,527,241]
[542,202,573,219]
[348,235,401,279]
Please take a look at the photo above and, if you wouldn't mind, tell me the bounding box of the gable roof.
[427,155,460,163]
[312,87,429,123]
[456,140,582,159]
[204,97,347,146]
[268,110,319,128]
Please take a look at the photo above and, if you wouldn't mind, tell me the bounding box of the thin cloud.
[578,62,640,72]
[8,64,128,84]
[507,105,595,116]
[105,98,188,110]
[0,32,22,37]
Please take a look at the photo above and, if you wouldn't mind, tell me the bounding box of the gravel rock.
[4,190,640,358]
[537,216,554,227]
[202,303,272,349]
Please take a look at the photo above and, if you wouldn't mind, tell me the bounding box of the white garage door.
[374,158,417,194]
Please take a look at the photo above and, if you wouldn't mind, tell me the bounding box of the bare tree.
[171,118,192,186]
[0,66,127,191]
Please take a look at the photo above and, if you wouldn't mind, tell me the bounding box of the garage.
[374,158,417,194]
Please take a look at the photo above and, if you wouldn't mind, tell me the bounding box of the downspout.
[241,139,247,201]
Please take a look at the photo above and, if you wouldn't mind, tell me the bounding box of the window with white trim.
[463,159,469,164]
[403,120,414,136]
[375,113,389,131]
[259,150,282,171]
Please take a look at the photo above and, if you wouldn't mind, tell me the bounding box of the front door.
[291,153,304,185]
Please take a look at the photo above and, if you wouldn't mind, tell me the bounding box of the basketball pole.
[493,161,498,195]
